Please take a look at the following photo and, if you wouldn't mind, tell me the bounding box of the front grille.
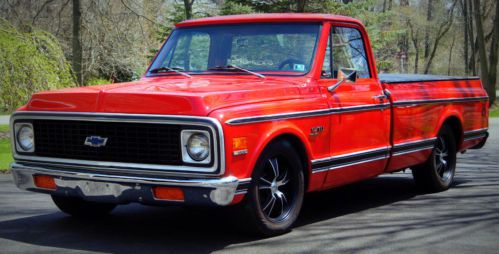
[33,120,182,165]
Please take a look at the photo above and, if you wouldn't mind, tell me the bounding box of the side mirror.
[327,69,358,92]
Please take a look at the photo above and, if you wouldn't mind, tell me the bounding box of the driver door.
[316,24,391,188]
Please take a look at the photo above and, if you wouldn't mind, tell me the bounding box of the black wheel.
[240,140,304,236]
[52,195,117,217]
[411,125,457,192]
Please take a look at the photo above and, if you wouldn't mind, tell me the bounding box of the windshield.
[148,23,321,76]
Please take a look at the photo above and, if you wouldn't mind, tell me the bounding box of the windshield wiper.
[208,65,265,79]
[149,67,192,78]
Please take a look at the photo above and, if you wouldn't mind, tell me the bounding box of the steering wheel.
[278,58,307,70]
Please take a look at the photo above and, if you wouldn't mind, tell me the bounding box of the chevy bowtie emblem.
[84,136,108,147]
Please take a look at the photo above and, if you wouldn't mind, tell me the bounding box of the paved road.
[0,120,498,254]
[0,115,9,125]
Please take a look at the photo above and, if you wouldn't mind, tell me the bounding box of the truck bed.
[379,74,480,84]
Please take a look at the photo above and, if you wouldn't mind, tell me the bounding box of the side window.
[331,27,370,78]
[321,34,332,78]
[168,32,210,71]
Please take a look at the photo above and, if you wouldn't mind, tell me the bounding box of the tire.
[52,195,117,217]
[240,140,305,236]
[411,125,457,192]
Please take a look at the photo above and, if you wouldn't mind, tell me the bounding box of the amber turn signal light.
[232,137,248,155]
[153,187,185,201]
[33,175,56,190]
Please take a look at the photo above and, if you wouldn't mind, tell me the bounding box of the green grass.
[490,107,499,118]
[0,125,12,172]
[0,124,9,132]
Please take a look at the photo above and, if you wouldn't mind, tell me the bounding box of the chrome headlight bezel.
[181,130,212,164]
[14,122,35,153]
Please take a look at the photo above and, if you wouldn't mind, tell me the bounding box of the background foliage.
[0,18,75,112]
[0,0,497,112]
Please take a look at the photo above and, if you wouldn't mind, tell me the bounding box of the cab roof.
[176,13,362,27]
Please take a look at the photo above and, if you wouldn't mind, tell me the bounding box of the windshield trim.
[145,22,322,78]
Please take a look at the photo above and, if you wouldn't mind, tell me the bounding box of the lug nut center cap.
[271,182,278,194]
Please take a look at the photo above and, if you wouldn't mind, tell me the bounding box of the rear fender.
[436,108,464,149]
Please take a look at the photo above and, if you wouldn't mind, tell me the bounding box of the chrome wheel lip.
[258,157,294,223]
[435,136,454,183]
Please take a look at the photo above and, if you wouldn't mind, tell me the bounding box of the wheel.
[51,195,117,217]
[411,125,457,192]
[240,140,305,236]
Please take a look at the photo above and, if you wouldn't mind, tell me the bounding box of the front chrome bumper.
[11,162,250,206]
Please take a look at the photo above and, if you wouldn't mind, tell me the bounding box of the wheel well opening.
[442,116,463,149]
[273,134,310,191]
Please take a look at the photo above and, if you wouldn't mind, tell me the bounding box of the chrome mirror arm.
[327,70,357,93]
[327,79,346,92]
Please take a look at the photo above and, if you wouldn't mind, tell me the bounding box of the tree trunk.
[399,0,410,73]
[184,0,193,20]
[72,0,82,85]
[473,0,493,105]
[487,1,498,105]
[407,20,419,73]
[296,0,306,12]
[414,50,419,74]
[468,0,477,75]
[461,0,469,75]
[448,35,456,75]
[424,0,433,63]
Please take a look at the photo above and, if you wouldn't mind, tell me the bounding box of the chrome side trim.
[463,128,488,135]
[226,103,391,125]
[312,155,388,173]
[226,96,487,125]
[393,96,489,107]
[311,146,390,173]
[464,135,487,142]
[311,146,391,164]
[311,138,438,173]
[391,137,436,156]
[10,111,226,177]
[392,137,437,147]
[392,137,436,151]
[309,128,486,174]
[392,146,434,156]
[463,128,488,142]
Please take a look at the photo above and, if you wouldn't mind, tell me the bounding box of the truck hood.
[25,76,306,116]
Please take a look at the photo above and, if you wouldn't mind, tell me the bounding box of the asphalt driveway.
[0,119,498,253]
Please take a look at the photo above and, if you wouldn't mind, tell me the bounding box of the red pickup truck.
[10,14,489,236]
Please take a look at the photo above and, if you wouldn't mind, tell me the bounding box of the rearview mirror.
[327,69,358,92]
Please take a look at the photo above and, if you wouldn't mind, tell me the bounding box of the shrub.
[86,77,112,86]
[0,18,76,112]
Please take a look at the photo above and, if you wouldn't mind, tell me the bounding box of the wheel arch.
[438,115,464,151]
[272,133,311,192]
[250,127,313,192]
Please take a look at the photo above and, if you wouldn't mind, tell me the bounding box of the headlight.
[15,123,35,152]
[187,134,210,161]
[181,130,211,164]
